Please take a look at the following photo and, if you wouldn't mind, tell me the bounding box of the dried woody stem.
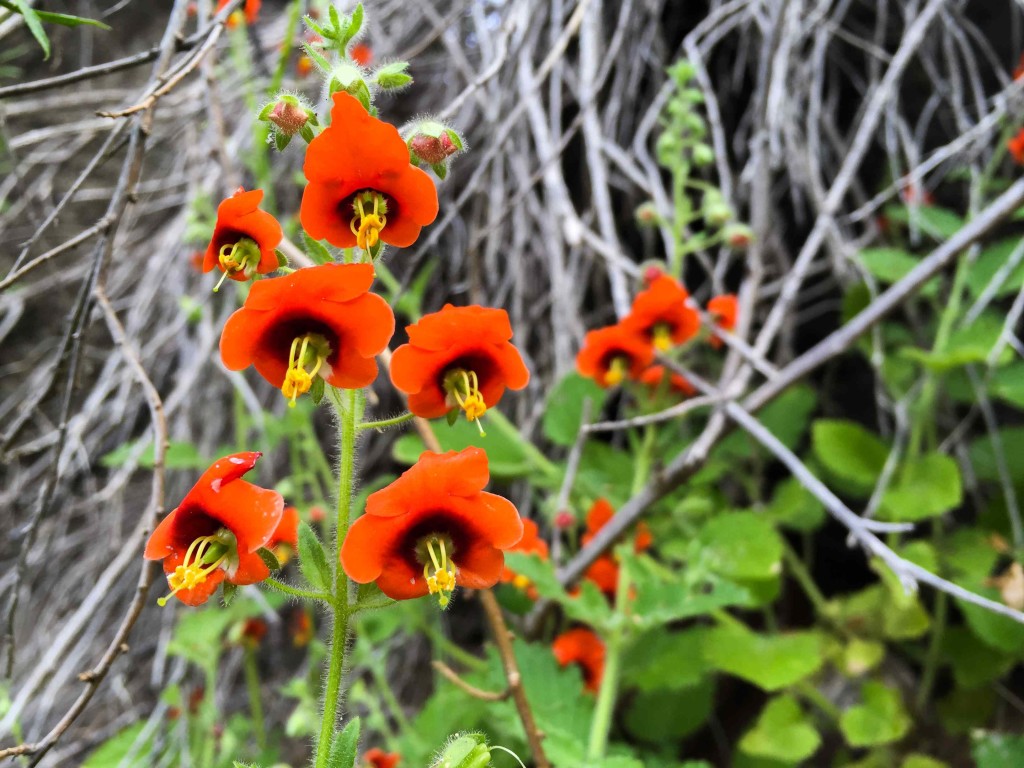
[431,660,510,702]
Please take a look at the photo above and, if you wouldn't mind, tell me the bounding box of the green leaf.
[346,2,363,42]
[827,583,930,641]
[257,547,281,572]
[393,417,535,481]
[504,552,612,628]
[702,625,824,691]
[884,204,964,239]
[764,477,825,532]
[374,62,412,89]
[901,756,950,768]
[221,581,238,607]
[696,512,782,580]
[543,373,608,446]
[739,695,821,763]
[310,375,325,405]
[82,722,149,767]
[968,426,1024,483]
[516,640,596,742]
[628,554,750,629]
[7,0,48,58]
[274,131,292,151]
[839,681,911,747]
[622,628,709,692]
[623,681,714,744]
[900,312,1013,371]
[717,385,816,460]
[298,522,331,591]
[965,238,1024,299]
[812,419,889,494]
[857,248,939,297]
[957,586,1024,653]
[941,627,1014,688]
[839,638,885,677]
[989,362,1024,409]
[326,717,361,768]
[303,232,335,265]
[972,732,1024,768]
[100,439,206,470]
[937,686,995,734]
[877,452,962,522]
[431,162,448,179]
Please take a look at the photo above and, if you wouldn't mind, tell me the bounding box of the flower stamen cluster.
[214,238,261,292]
[421,535,458,608]
[159,531,233,606]
[282,333,331,406]
[350,191,389,251]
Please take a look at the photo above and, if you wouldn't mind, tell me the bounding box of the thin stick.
[431,660,510,702]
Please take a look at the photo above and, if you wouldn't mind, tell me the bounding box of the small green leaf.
[702,625,825,691]
[900,312,1013,371]
[303,233,334,265]
[543,373,607,446]
[374,61,412,89]
[310,376,325,405]
[739,695,821,763]
[972,731,1024,768]
[82,723,149,767]
[696,512,782,580]
[877,452,962,522]
[622,627,709,692]
[857,247,939,297]
[764,476,825,532]
[966,238,1024,299]
[812,419,889,494]
[7,0,49,58]
[901,755,950,768]
[445,408,459,426]
[298,522,331,591]
[941,627,1014,688]
[221,581,238,607]
[274,131,292,151]
[431,161,448,179]
[839,681,911,747]
[275,248,289,268]
[326,717,361,768]
[257,547,281,572]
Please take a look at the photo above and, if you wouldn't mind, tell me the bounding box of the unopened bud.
[702,191,732,227]
[691,142,714,167]
[723,223,754,250]
[635,201,660,226]
[432,733,492,768]
[267,98,309,136]
[408,122,463,165]
[554,511,575,529]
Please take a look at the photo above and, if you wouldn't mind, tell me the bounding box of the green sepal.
[302,41,331,71]
[303,233,334,265]
[274,131,292,151]
[374,62,412,89]
[326,717,361,768]
[310,376,325,406]
[446,408,459,426]
[299,123,315,143]
[257,547,282,572]
[298,522,331,592]
[432,162,448,180]
[221,581,238,607]
[303,15,327,38]
[445,128,464,151]
[275,249,289,268]
[257,101,275,120]
[343,3,364,47]
[367,240,383,260]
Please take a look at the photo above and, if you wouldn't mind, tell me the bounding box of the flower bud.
[634,201,660,226]
[723,223,754,249]
[407,121,464,165]
[432,733,492,768]
[554,510,575,529]
[267,97,309,136]
[668,60,696,85]
[702,190,732,227]
[641,263,666,286]
[691,142,714,167]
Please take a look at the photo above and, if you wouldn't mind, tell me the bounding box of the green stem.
[631,425,656,496]
[915,586,948,713]
[263,577,332,603]
[586,558,631,762]
[780,540,832,622]
[268,0,303,97]
[243,645,266,750]
[359,411,415,431]
[314,387,363,768]
[485,408,560,479]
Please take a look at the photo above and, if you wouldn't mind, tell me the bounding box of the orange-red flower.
[220,263,394,405]
[1014,53,1024,81]
[341,448,523,608]
[350,42,373,66]
[218,0,260,26]
[144,453,284,606]
[363,749,400,768]
[203,188,282,290]
[269,506,300,564]
[290,607,314,647]
[622,274,700,351]
[552,628,606,694]
[576,324,654,388]
[1009,128,1024,165]
[240,618,268,647]
[707,294,738,349]
[639,365,696,397]
[300,92,438,250]
[579,499,651,600]
[390,305,529,427]
[500,518,549,599]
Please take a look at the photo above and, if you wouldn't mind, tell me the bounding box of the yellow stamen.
[652,324,674,352]
[214,238,261,293]
[446,369,488,436]
[422,536,457,609]
[157,533,230,607]
[512,574,531,591]
[281,333,331,407]
[605,357,628,386]
[349,192,388,252]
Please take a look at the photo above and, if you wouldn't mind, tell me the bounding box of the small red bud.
[309,505,326,523]
[268,100,309,136]
[642,265,664,285]
[554,511,575,529]
[410,133,458,164]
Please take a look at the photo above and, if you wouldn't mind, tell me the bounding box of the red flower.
[217,0,260,26]
[552,628,606,694]
[390,305,529,427]
[500,518,549,599]
[364,749,400,768]
[144,453,284,606]
[1009,128,1024,165]
[350,42,373,66]
[203,188,282,291]
[639,365,696,397]
[220,263,394,405]
[269,506,300,564]
[341,448,523,608]
[576,324,654,388]
[707,294,738,349]
[1014,53,1024,81]
[622,274,700,351]
[300,92,438,250]
[579,499,651,600]
[290,607,314,647]
[240,618,268,646]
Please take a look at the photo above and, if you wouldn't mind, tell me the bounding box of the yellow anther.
[652,324,673,352]
[605,357,628,386]
[213,238,260,293]
[512,574,531,591]
[281,333,330,407]
[349,192,389,252]
[157,533,229,607]
[422,536,458,609]
[447,370,488,435]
